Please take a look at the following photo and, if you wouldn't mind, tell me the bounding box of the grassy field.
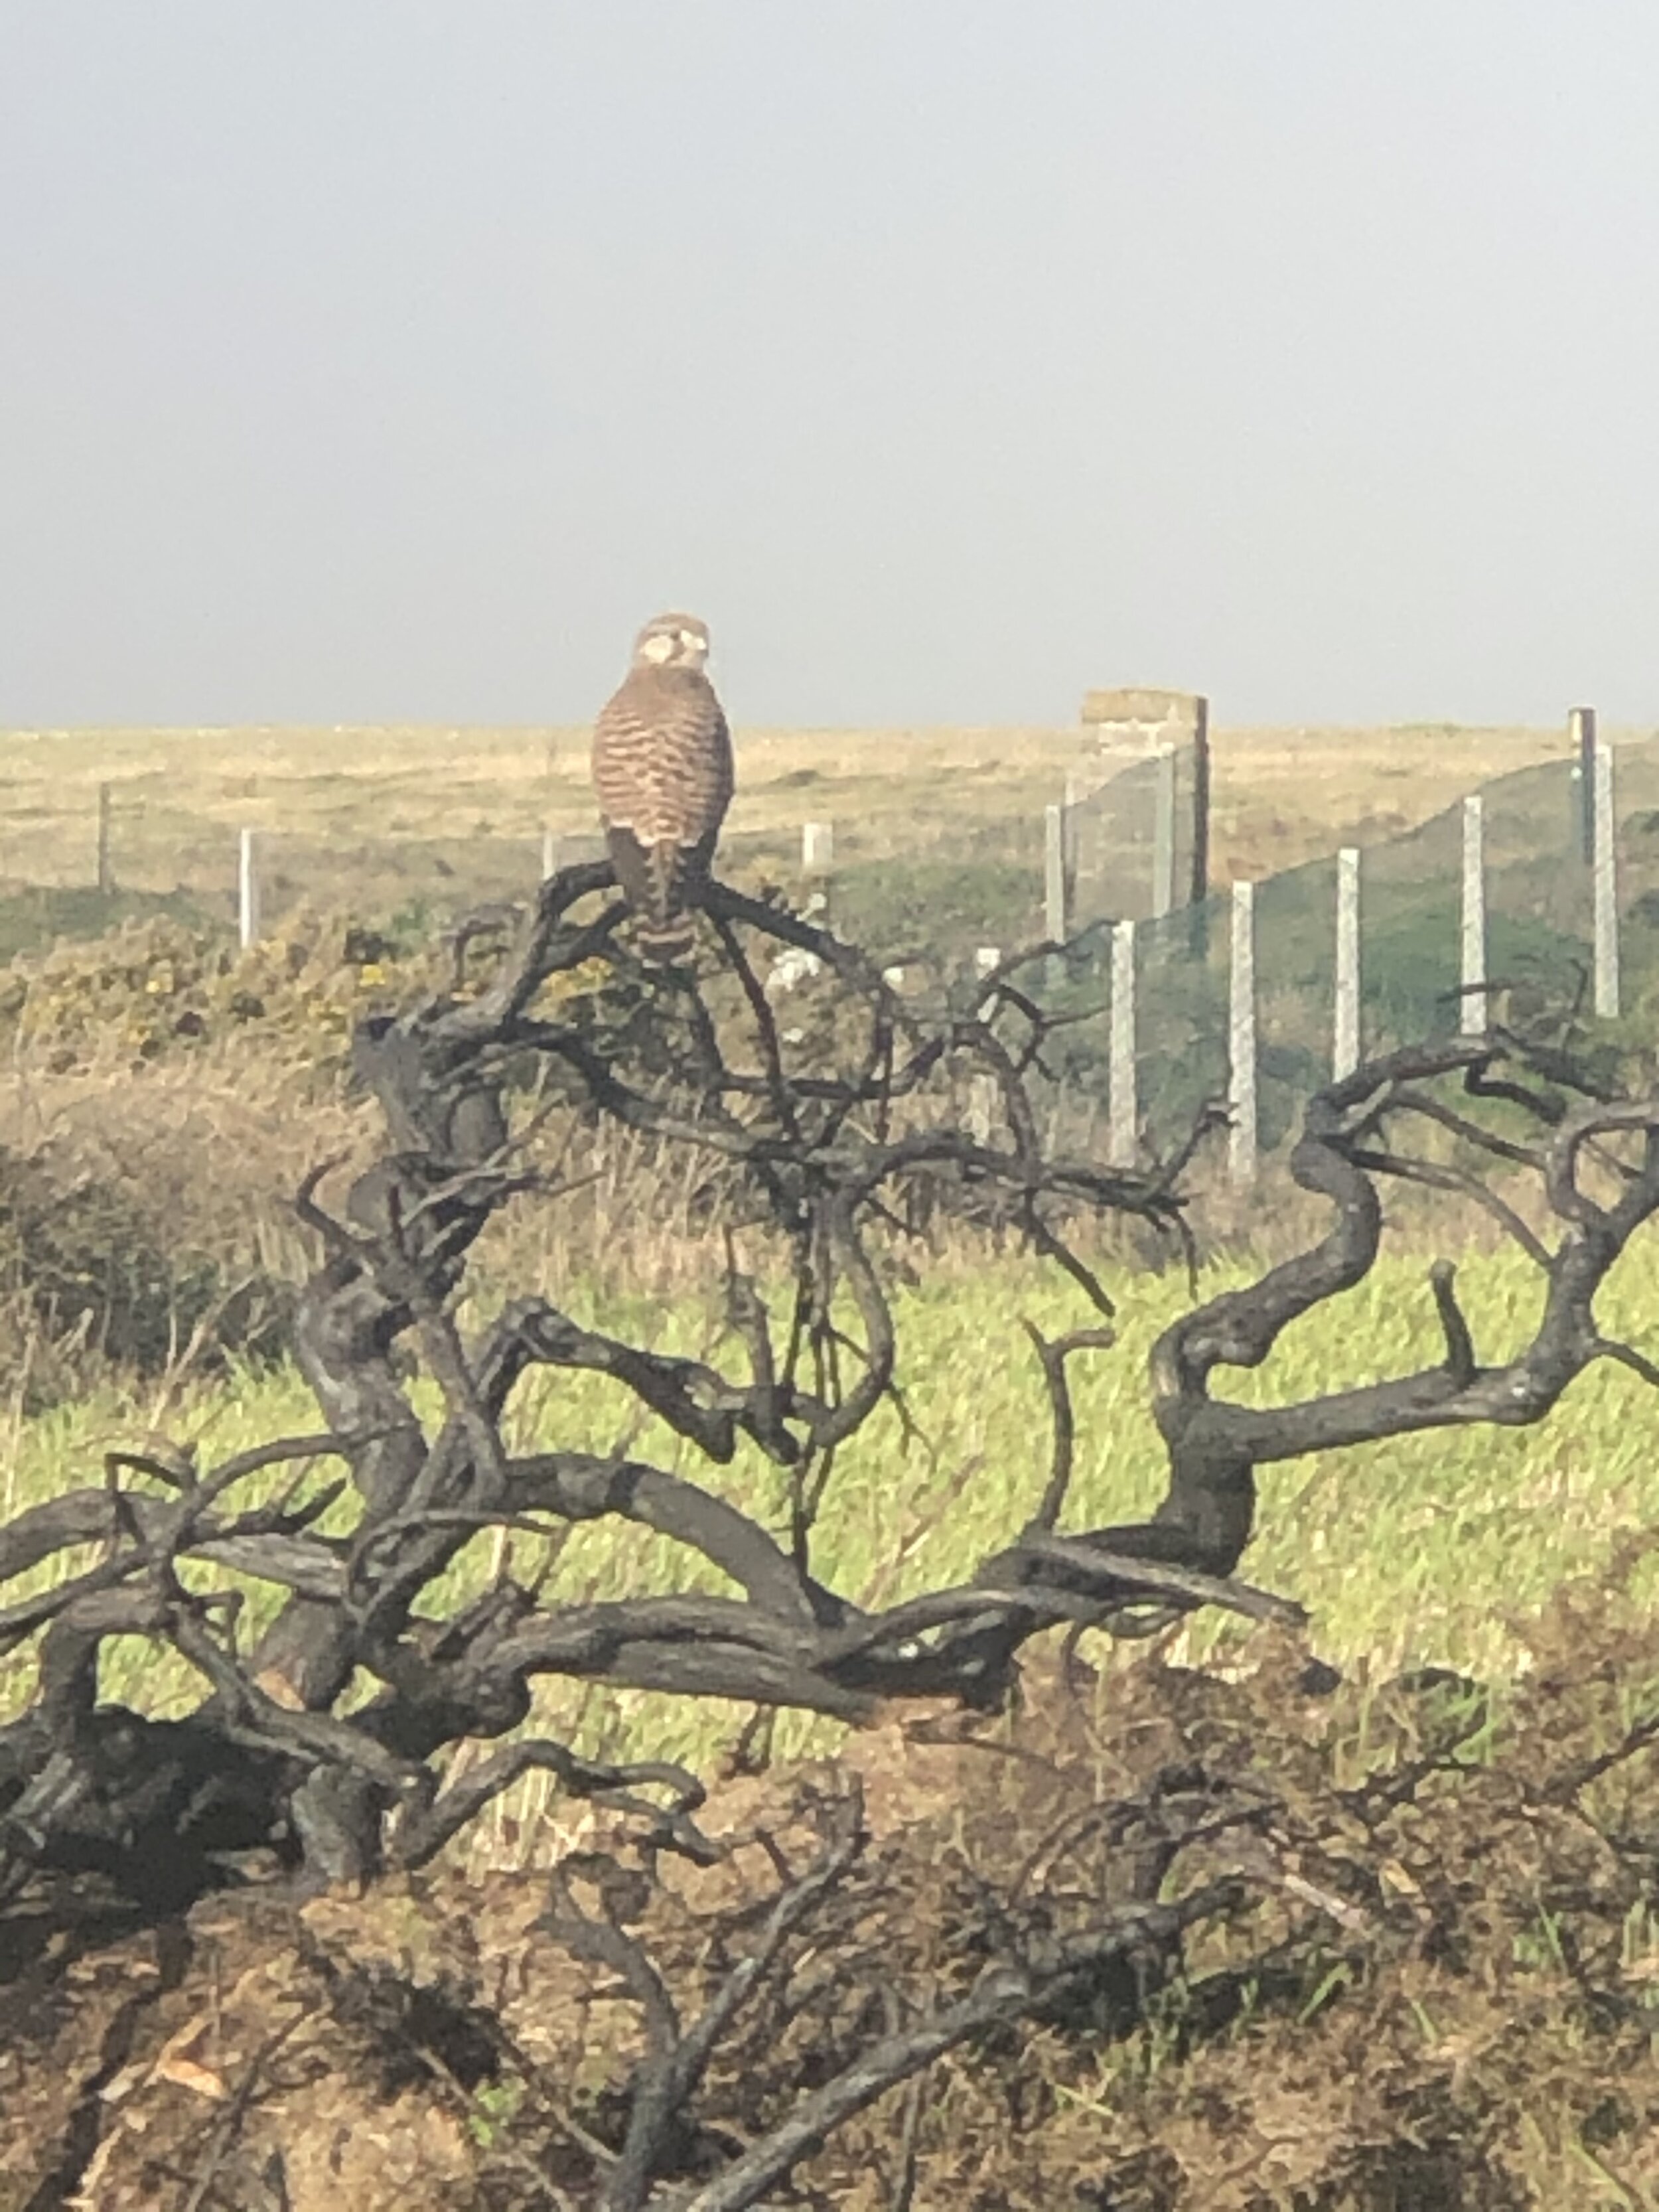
[5,716,1659,1846]
[7,1229,1658,1794]
[0,716,1607,931]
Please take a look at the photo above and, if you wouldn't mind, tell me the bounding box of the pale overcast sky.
[2,3,1656,730]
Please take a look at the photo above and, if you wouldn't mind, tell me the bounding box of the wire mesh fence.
[0,725,1205,958]
[1021,736,1659,1171]
[1065,739,1205,930]
[3,727,1654,1176]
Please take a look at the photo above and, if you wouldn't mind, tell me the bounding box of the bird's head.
[631,611,711,673]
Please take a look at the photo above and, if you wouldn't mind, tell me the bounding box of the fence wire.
[5,734,1658,1174]
[1066,740,1202,930]
[1031,737,1659,1169]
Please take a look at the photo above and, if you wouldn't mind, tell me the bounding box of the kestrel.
[591,611,734,963]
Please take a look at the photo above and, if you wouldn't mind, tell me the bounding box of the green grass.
[7,1235,1659,1788]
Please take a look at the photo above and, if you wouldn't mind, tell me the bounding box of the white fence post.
[1460,796,1486,1035]
[1571,704,1597,863]
[541,828,559,882]
[802,821,835,875]
[238,827,261,951]
[1228,881,1257,1186]
[1108,919,1137,1167]
[1043,800,1068,993]
[1151,745,1176,920]
[1044,802,1067,942]
[1333,846,1360,1078]
[1593,740,1619,1017]
[968,945,1001,1142]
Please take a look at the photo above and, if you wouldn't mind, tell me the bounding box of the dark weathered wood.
[4,864,1655,1943]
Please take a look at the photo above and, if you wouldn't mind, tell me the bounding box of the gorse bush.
[0,909,431,1080]
[0,902,824,1402]
[0,911,427,1399]
[0,903,618,1084]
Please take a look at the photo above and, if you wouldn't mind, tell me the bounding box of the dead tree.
[0,867,1216,1911]
[1143,1027,1659,1567]
[1,864,1656,1929]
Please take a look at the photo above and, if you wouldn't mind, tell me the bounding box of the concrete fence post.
[541,828,560,882]
[1043,800,1069,993]
[1571,705,1597,864]
[968,943,1001,1142]
[238,828,261,951]
[1189,696,1211,908]
[1044,802,1067,943]
[802,821,834,875]
[1108,919,1137,1167]
[1151,745,1176,920]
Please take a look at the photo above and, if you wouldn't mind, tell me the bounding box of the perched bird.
[591,611,734,963]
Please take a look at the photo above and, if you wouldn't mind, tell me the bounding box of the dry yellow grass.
[0,717,1613,915]
[1204,720,1594,880]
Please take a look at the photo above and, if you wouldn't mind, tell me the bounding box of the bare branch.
[1023,1324,1118,1532]
[678,1881,1248,2212]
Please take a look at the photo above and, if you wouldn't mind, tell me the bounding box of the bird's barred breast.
[591,674,733,844]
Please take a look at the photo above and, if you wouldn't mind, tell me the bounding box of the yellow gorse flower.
[1,901,616,1078]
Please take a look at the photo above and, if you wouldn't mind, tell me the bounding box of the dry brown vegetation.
[7,857,1659,2205]
[5,760,1659,2207]
[0,717,1598,919]
[9,1603,1659,2211]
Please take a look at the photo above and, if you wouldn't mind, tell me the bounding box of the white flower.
[764,948,825,998]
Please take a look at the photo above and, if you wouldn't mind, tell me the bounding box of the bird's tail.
[635,838,697,964]
[635,915,697,965]
[603,826,710,964]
